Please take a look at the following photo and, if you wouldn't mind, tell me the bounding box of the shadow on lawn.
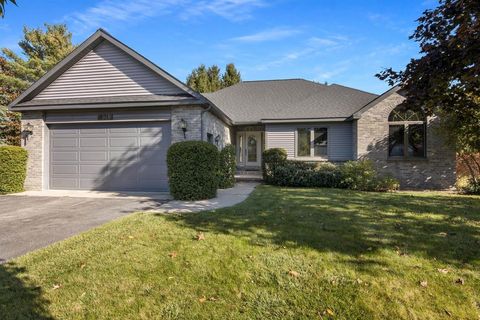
[0,262,52,320]
[160,186,480,267]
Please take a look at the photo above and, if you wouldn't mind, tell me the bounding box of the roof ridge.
[242,78,323,84]
[329,83,377,96]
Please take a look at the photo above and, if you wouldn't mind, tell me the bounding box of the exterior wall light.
[180,118,187,138]
[23,122,34,135]
[215,134,221,146]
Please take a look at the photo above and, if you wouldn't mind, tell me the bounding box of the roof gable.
[9,29,206,109]
[34,41,186,100]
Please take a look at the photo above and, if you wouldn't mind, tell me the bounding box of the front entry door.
[237,131,262,168]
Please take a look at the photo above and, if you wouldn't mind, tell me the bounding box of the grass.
[1,186,479,319]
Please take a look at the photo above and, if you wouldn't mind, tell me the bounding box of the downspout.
[200,104,212,141]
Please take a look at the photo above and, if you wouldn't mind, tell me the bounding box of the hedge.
[262,148,287,182]
[167,141,219,200]
[217,144,236,189]
[0,146,28,193]
[262,148,399,192]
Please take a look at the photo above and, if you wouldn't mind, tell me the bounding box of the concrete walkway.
[155,182,259,213]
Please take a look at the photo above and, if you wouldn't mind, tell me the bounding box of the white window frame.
[295,127,328,159]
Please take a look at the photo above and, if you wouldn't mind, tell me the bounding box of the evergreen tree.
[207,65,222,92]
[0,24,75,145]
[222,63,241,88]
[0,0,16,17]
[186,63,242,93]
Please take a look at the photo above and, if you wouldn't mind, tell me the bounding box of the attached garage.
[49,121,170,191]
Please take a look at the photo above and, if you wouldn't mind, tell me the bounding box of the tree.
[222,63,241,88]
[0,24,75,145]
[186,63,242,93]
[0,0,16,17]
[376,0,480,188]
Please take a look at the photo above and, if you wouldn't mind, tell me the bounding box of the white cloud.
[67,0,265,34]
[182,0,265,21]
[231,27,301,43]
[255,35,349,71]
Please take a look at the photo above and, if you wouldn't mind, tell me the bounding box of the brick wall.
[355,92,456,189]
[21,111,45,191]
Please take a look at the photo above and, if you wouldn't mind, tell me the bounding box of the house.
[8,29,456,192]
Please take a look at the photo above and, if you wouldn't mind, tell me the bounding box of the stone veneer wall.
[21,111,45,191]
[170,105,203,143]
[355,92,456,189]
[202,111,232,149]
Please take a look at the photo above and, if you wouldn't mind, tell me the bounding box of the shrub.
[339,160,378,191]
[458,177,480,194]
[375,176,400,192]
[167,141,219,200]
[262,148,287,182]
[217,144,236,189]
[0,146,28,193]
[266,159,399,192]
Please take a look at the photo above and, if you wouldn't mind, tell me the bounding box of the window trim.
[388,122,427,160]
[295,127,328,159]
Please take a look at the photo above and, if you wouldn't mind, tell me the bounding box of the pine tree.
[207,65,222,92]
[222,63,241,88]
[0,23,75,145]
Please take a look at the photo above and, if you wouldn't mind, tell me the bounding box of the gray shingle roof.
[202,79,378,123]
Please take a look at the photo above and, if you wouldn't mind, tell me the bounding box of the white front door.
[237,131,262,167]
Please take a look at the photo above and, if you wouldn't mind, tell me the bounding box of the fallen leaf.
[168,276,174,280]
[322,308,335,316]
[198,296,207,303]
[168,252,177,258]
[356,278,363,284]
[208,297,218,301]
[128,236,134,239]
[288,270,300,277]
[444,309,453,317]
[80,263,86,269]
[455,278,465,285]
[420,280,428,287]
[437,268,449,274]
[52,284,61,290]
[196,232,205,241]
[438,232,448,237]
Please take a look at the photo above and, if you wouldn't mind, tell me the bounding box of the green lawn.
[1,186,479,319]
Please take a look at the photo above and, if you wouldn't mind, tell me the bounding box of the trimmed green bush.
[264,158,399,192]
[218,144,236,189]
[339,160,378,191]
[167,141,219,200]
[0,146,28,193]
[262,148,287,182]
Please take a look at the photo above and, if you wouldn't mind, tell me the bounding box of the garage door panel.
[51,178,78,189]
[79,128,107,134]
[80,151,108,161]
[80,137,108,147]
[52,151,78,161]
[49,122,170,191]
[52,138,78,147]
[109,137,138,147]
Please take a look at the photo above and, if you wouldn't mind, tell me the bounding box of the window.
[388,105,426,158]
[296,127,328,157]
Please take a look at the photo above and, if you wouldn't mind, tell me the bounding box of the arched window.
[388,105,426,158]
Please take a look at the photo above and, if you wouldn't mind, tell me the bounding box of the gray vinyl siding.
[35,41,185,100]
[265,124,296,158]
[265,122,353,161]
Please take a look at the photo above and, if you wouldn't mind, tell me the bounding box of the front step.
[235,171,263,182]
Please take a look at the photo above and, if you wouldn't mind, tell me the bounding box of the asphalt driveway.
[0,195,166,262]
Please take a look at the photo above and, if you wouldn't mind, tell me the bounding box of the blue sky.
[0,0,438,94]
